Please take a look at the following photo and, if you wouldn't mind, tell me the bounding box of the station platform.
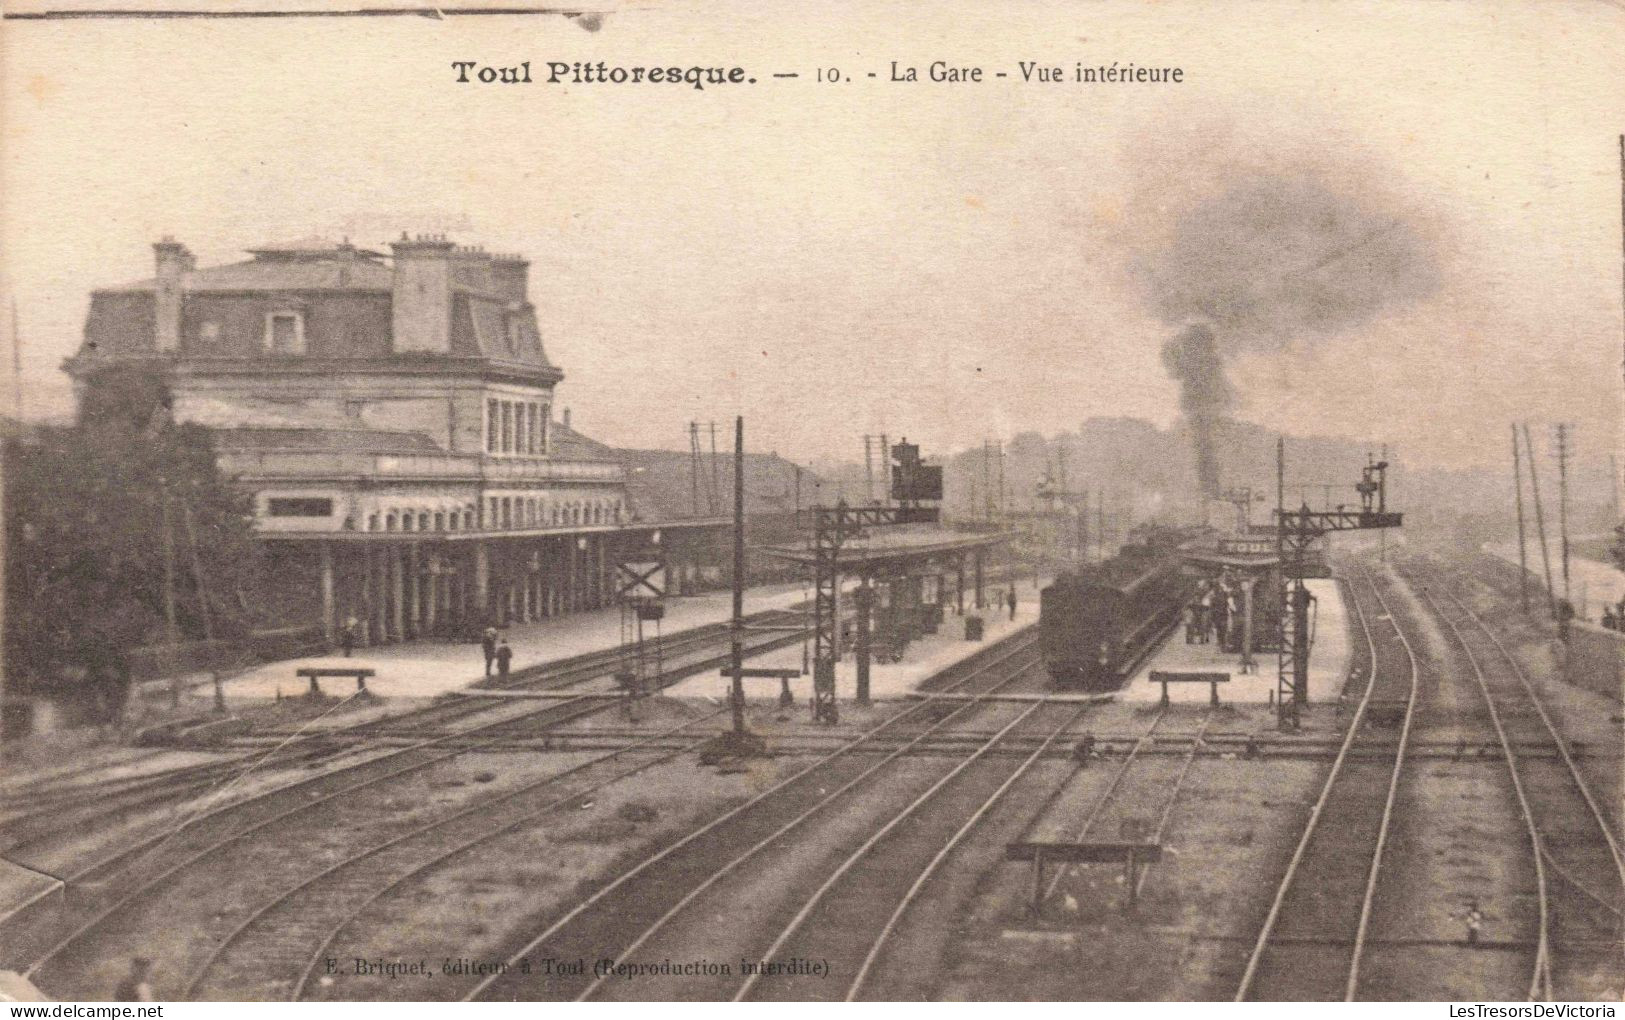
[664,577,1047,703]
[217,581,825,701]
[1487,539,1624,617]
[1118,578,1351,704]
[0,858,62,974]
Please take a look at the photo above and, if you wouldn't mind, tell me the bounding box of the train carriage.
[1040,526,1197,691]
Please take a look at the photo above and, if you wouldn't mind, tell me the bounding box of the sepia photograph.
[0,0,1622,1005]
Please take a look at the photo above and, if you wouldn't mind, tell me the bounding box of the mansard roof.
[109,241,392,294]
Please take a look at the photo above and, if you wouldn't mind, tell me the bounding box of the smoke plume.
[1132,169,1439,497]
[1161,323,1231,496]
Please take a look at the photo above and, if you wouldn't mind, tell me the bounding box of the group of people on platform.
[1183,577,1244,653]
[1599,599,1625,633]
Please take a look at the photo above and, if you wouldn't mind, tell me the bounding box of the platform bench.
[296,667,376,695]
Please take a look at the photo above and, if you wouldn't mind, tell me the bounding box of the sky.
[2,0,1622,473]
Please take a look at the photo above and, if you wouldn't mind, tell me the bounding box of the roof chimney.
[489,253,530,304]
[389,234,456,353]
[153,237,194,353]
[562,407,571,431]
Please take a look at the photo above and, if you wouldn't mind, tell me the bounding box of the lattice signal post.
[1275,445,1403,729]
[807,441,942,723]
[615,545,666,717]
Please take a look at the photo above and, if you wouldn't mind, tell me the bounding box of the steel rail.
[1424,565,1625,993]
[568,657,1053,1003]
[1442,584,1625,880]
[2,608,804,828]
[463,632,1043,1001]
[1040,707,1173,902]
[1128,711,1217,903]
[7,614,809,875]
[1345,569,1421,1000]
[182,706,730,1000]
[1233,568,1410,1001]
[1411,574,1552,1000]
[845,703,1170,1001]
[22,687,645,983]
[569,652,1049,1002]
[732,698,1073,1001]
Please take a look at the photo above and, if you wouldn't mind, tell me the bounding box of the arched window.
[385,512,398,532]
[367,513,380,532]
[434,511,445,531]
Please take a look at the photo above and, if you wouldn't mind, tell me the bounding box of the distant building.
[66,235,730,646]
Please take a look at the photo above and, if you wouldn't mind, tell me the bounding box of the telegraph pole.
[1554,423,1572,607]
[730,416,746,736]
[1511,424,1531,614]
[863,435,875,503]
[161,491,180,708]
[1522,422,1557,619]
[1098,484,1111,558]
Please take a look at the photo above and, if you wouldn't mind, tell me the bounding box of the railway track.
[180,706,732,1000]
[1233,569,1419,1001]
[4,608,803,818]
[1031,703,1215,913]
[1409,563,1625,999]
[16,619,815,994]
[456,631,1057,1001]
[1,610,808,861]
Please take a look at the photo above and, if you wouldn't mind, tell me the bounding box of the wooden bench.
[1150,670,1230,707]
[296,667,376,696]
[1007,840,1163,913]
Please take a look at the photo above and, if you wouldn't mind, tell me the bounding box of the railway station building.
[65,235,737,649]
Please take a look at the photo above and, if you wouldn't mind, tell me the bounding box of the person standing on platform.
[482,626,499,677]
[1007,588,1018,621]
[495,638,513,680]
[1212,596,1230,651]
[340,615,358,658]
[115,958,155,1001]
[1463,899,1485,946]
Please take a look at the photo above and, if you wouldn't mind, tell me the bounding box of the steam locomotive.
[1040,525,1199,691]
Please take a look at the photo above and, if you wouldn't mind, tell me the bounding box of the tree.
[5,368,263,706]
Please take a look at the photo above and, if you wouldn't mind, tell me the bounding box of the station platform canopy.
[759,525,1014,571]
[1181,534,1282,571]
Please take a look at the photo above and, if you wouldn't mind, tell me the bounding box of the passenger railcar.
[1040,527,1197,691]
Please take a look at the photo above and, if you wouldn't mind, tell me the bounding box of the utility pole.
[730,417,746,736]
[0,436,8,754]
[689,422,702,516]
[1522,422,1557,619]
[1077,490,1088,568]
[997,440,1007,521]
[879,434,889,505]
[975,441,988,526]
[1096,487,1105,561]
[181,502,214,641]
[10,302,21,422]
[709,421,720,516]
[864,435,875,503]
[160,490,180,708]
[1512,424,1531,614]
[1554,423,1572,607]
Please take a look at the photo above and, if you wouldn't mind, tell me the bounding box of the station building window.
[264,311,305,354]
[267,497,333,517]
[487,399,500,454]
